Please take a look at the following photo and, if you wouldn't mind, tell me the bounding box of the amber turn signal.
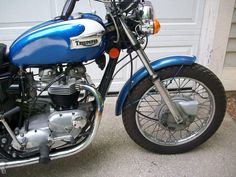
[153,19,161,34]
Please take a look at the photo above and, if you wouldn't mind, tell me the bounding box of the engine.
[48,78,79,110]
[12,65,95,152]
[39,65,87,110]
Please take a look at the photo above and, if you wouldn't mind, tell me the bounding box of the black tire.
[122,64,226,154]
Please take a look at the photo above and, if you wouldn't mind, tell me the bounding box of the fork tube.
[119,17,184,124]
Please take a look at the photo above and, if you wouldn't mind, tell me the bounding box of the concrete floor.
[4,98,236,177]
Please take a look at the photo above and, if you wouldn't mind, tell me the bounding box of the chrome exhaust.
[0,84,104,174]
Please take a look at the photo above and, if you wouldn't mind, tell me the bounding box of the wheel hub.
[156,97,196,131]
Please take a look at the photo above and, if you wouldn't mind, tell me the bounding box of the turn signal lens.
[153,19,161,34]
[109,48,120,59]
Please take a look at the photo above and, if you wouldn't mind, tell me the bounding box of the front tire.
[122,64,226,154]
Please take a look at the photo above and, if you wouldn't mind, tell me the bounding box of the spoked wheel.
[122,64,226,154]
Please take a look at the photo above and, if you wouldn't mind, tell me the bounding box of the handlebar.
[61,0,78,20]
[60,0,142,21]
[119,0,140,13]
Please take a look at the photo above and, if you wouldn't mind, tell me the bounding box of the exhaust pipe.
[0,84,104,174]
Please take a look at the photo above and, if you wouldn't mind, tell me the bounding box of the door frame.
[198,0,236,90]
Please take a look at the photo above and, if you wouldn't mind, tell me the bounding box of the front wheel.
[122,64,226,154]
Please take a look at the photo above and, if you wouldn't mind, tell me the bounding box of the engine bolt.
[1,145,4,148]
[14,128,20,135]
[8,146,12,150]
[12,152,17,158]
[1,138,7,144]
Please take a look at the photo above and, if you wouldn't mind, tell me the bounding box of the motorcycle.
[0,0,226,174]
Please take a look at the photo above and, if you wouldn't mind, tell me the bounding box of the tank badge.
[70,34,102,49]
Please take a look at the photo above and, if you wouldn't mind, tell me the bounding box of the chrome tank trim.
[0,84,103,171]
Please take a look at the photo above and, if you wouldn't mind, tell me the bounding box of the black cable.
[128,51,134,92]
[84,61,95,66]
[136,110,159,122]
[116,35,147,65]
[112,35,148,79]
[117,53,130,65]
[112,54,138,79]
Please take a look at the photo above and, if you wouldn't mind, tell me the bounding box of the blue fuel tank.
[9,14,106,67]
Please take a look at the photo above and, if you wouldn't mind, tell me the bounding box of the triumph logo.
[70,34,102,49]
[74,39,99,47]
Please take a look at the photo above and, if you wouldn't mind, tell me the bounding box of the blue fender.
[115,55,197,116]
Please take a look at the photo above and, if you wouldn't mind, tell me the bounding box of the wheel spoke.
[181,79,191,89]
[167,130,178,143]
[147,93,162,105]
[193,120,201,129]
[151,123,159,135]
[135,76,215,146]
[142,98,156,111]
[143,121,158,131]
[199,99,210,105]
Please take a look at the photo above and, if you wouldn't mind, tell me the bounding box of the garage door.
[0,0,205,92]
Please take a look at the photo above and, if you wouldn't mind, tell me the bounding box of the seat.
[0,43,7,64]
[0,43,12,75]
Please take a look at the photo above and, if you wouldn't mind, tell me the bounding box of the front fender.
[115,55,196,116]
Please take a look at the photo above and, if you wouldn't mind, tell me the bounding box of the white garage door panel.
[0,0,205,92]
[154,0,204,35]
[155,0,201,22]
[0,0,53,24]
[56,0,106,17]
[0,28,29,39]
[136,45,196,69]
[148,35,200,47]
[146,46,195,59]
[0,0,56,47]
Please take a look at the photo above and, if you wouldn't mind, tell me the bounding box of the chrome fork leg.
[136,49,184,124]
[119,17,183,124]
